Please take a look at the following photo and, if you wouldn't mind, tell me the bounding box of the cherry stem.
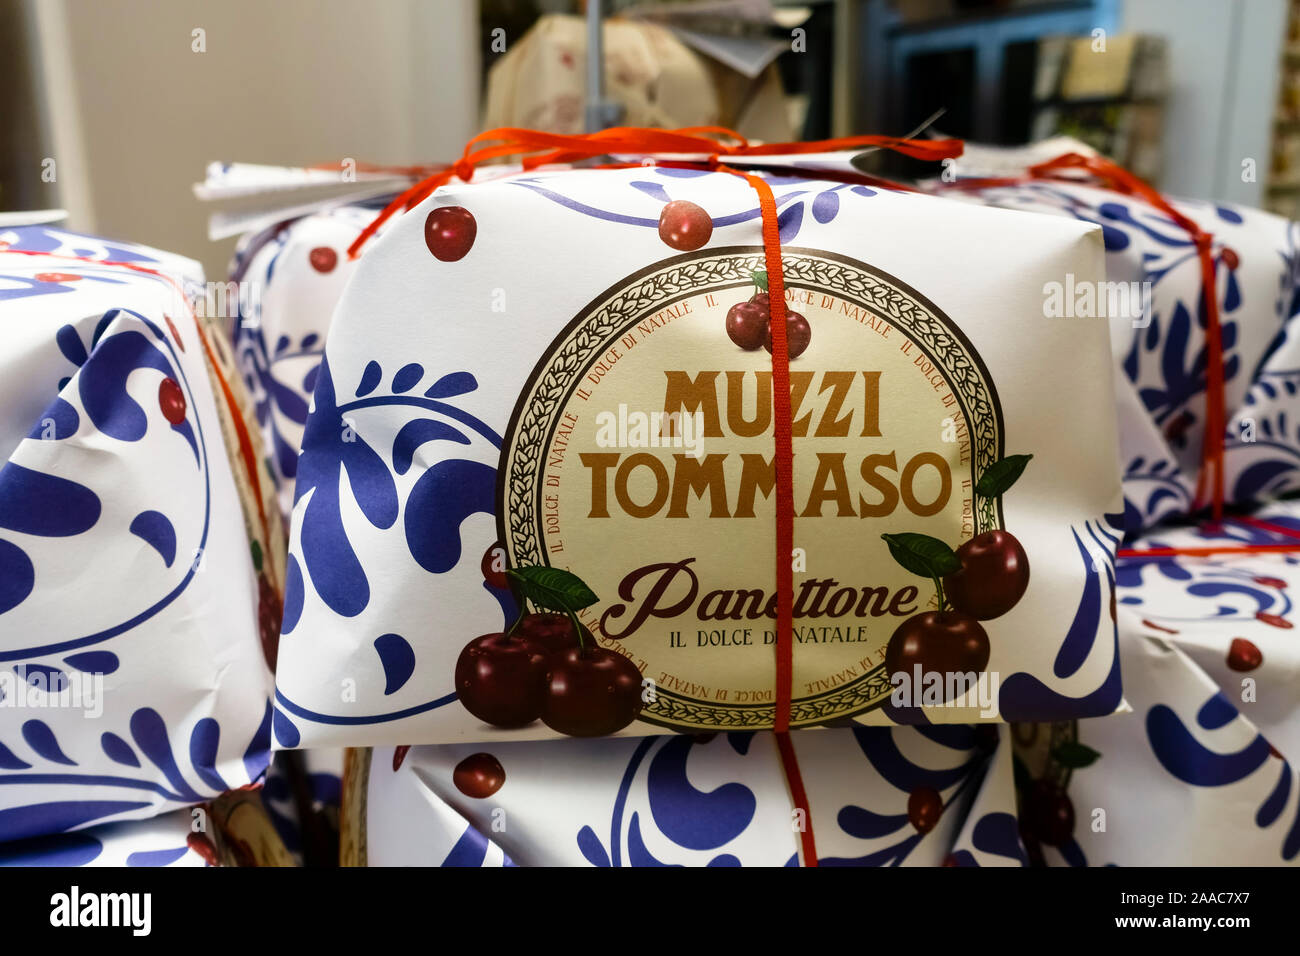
[564,608,594,656]
[932,574,948,613]
[505,599,530,639]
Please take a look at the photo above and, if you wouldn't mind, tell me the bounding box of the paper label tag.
[499,246,1004,730]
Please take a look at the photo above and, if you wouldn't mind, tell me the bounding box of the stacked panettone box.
[0,222,292,865]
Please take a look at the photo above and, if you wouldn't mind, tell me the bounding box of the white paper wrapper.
[230,203,395,523]
[0,226,274,843]
[356,724,1022,866]
[0,805,207,867]
[942,176,1300,533]
[225,167,532,525]
[1014,503,1300,866]
[273,164,1125,750]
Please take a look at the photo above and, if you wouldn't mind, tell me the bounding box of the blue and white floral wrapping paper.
[359,724,1022,867]
[0,805,207,867]
[942,177,1300,535]
[1012,504,1300,866]
[219,164,533,525]
[0,227,275,844]
[231,203,396,524]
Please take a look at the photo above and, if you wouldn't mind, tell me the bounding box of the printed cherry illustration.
[1023,779,1075,847]
[657,200,712,251]
[908,786,943,834]
[481,542,508,590]
[158,377,186,424]
[541,644,644,737]
[1253,576,1286,589]
[763,310,811,359]
[518,612,581,655]
[1221,247,1239,270]
[884,609,990,691]
[454,632,549,728]
[257,573,282,671]
[455,564,640,736]
[944,530,1030,620]
[308,246,337,273]
[453,752,506,798]
[726,300,768,350]
[728,272,774,350]
[425,206,477,261]
[877,488,1030,700]
[1226,637,1263,672]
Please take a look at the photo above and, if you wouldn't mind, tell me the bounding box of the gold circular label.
[499,247,1002,730]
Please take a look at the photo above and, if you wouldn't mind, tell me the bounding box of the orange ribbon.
[940,155,1264,555]
[1015,155,1300,560]
[1025,153,1227,523]
[346,125,962,258]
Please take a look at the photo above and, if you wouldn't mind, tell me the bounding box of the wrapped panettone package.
[271,129,1127,754]
[933,142,1300,534]
[0,224,283,846]
[891,141,1300,866]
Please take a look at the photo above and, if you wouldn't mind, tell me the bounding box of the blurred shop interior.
[0,0,1294,278]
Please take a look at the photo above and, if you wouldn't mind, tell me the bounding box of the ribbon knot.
[453,158,476,183]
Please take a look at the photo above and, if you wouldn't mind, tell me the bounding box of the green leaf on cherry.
[751,269,768,292]
[975,454,1033,499]
[1050,741,1101,769]
[506,566,598,613]
[250,539,263,572]
[880,532,961,578]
